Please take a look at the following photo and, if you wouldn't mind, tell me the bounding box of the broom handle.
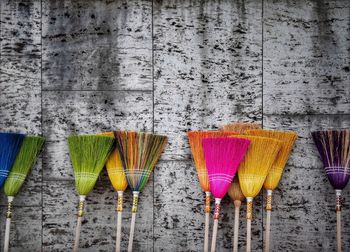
[233,200,241,252]
[336,190,342,252]
[211,198,221,252]
[73,195,86,252]
[4,196,14,252]
[264,190,273,252]
[246,197,253,252]
[204,192,211,252]
[128,191,139,252]
[116,191,124,252]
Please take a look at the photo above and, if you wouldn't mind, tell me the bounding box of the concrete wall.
[0,0,349,251]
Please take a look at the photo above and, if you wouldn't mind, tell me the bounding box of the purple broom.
[312,130,350,252]
[202,137,250,252]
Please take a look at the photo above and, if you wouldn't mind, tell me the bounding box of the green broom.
[68,134,114,252]
[3,136,45,252]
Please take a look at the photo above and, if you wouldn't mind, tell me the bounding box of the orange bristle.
[222,122,261,134]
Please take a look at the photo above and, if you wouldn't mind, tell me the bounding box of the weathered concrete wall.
[0,0,349,251]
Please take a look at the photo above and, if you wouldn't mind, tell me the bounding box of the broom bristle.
[232,135,282,198]
[0,133,25,188]
[4,136,45,196]
[203,137,250,199]
[312,130,350,190]
[246,129,298,190]
[222,122,261,133]
[99,132,128,192]
[187,131,238,192]
[115,131,167,192]
[228,177,245,202]
[68,134,114,196]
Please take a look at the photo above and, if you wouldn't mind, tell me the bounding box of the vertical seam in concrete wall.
[261,0,264,250]
[152,1,155,251]
[40,0,43,250]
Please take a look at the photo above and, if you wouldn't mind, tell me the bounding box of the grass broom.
[312,130,350,252]
[246,129,297,252]
[3,136,45,252]
[232,135,281,252]
[68,134,114,252]
[187,131,237,252]
[0,133,25,188]
[115,131,167,252]
[99,132,128,252]
[228,177,245,252]
[202,137,250,252]
[222,122,261,133]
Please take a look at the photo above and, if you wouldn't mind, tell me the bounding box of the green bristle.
[4,136,45,197]
[68,135,114,196]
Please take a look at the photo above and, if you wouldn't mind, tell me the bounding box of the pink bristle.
[203,137,250,199]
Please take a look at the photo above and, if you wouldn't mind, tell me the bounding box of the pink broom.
[202,137,250,252]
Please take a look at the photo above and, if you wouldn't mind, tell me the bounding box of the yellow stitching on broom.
[247,201,253,220]
[78,200,85,217]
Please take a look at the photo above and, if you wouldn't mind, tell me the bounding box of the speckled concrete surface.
[0,0,349,251]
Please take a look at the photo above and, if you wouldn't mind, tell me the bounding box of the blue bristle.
[0,132,25,188]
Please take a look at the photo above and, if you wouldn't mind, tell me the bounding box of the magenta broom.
[202,137,250,252]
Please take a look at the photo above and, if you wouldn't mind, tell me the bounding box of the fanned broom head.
[0,133,25,188]
[312,130,350,190]
[246,129,297,190]
[115,131,167,192]
[99,132,128,192]
[232,135,282,198]
[202,137,250,199]
[222,122,261,133]
[4,136,45,196]
[228,177,245,202]
[68,134,114,196]
[187,131,238,192]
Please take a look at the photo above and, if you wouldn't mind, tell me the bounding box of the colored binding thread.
[117,192,124,212]
[77,199,85,217]
[336,190,342,212]
[205,192,211,213]
[213,202,221,220]
[266,190,273,211]
[132,193,139,213]
[6,201,12,219]
[247,200,253,220]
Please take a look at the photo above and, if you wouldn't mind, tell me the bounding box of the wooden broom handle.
[128,191,139,252]
[211,198,221,252]
[233,200,241,252]
[246,197,253,252]
[116,191,124,252]
[4,196,14,252]
[204,192,211,252]
[73,196,86,252]
[264,190,273,252]
[336,190,342,252]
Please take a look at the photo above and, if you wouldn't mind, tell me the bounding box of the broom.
[246,129,297,252]
[0,132,25,188]
[222,122,261,133]
[187,131,237,252]
[3,136,45,252]
[228,177,245,252]
[115,131,167,252]
[202,137,250,252]
[99,132,128,252]
[68,134,114,252]
[232,135,281,252]
[312,130,350,252]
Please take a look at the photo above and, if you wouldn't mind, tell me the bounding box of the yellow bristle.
[187,131,237,192]
[231,135,282,198]
[99,132,128,192]
[246,130,297,190]
[222,122,261,133]
[228,177,245,202]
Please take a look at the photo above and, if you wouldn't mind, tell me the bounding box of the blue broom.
[0,132,25,188]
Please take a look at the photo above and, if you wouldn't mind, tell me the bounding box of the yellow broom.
[231,135,281,252]
[222,122,261,133]
[99,132,128,252]
[246,129,297,252]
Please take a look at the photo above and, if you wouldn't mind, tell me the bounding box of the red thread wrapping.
[214,203,221,220]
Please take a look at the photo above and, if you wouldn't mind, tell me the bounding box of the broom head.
[4,136,45,196]
[246,129,297,190]
[312,130,350,190]
[222,122,261,133]
[187,131,238,192]
[202,137,250,199]
[0,132,25,188]
[228,176,245,202]
[68,134,114,196]
[232,135,282,198]
[99,132,128,192]
[115,131,167,192]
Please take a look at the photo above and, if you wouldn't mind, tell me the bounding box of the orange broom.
[187,131,237,252]
[222,122,261,133]
[231,135,281,252]
[246,129,297,252]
